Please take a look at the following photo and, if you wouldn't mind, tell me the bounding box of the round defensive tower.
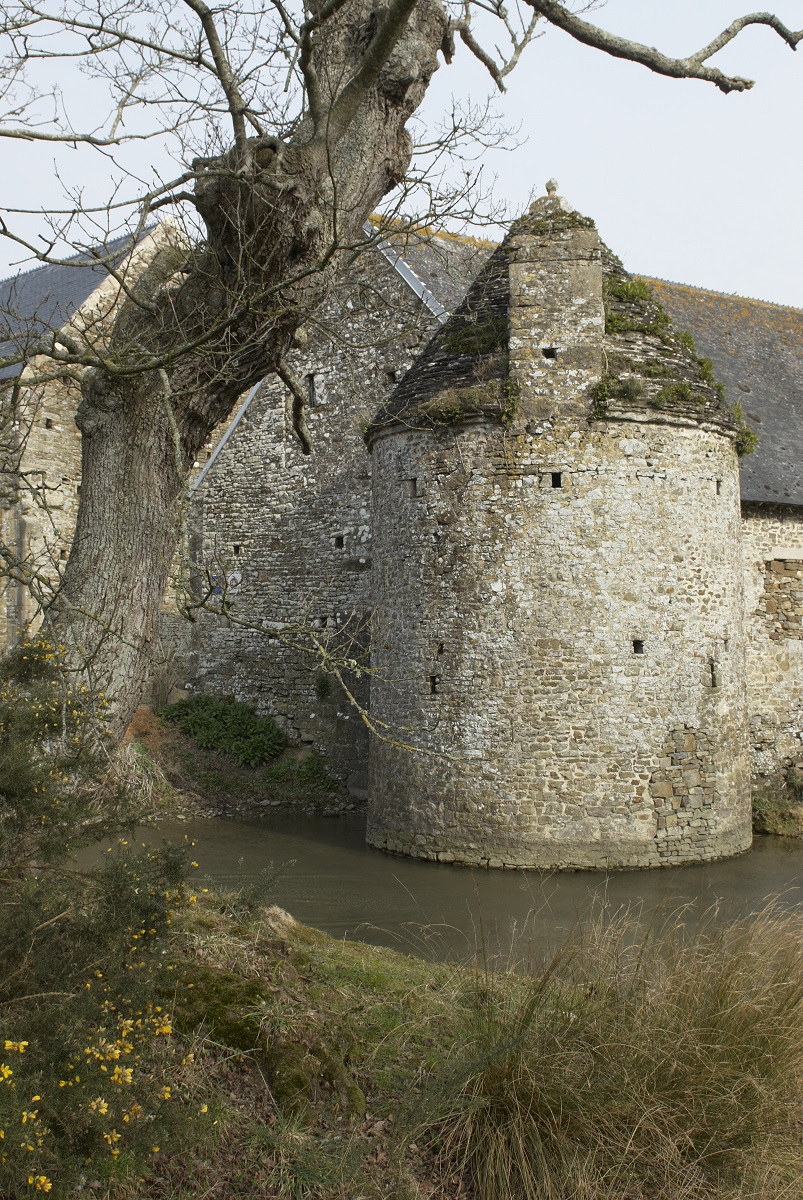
[365,184,753,869]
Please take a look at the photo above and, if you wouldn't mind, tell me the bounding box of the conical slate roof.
[366,200,743,446]
[365,237,513,440]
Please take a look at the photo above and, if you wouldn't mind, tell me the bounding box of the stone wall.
[176,248,450,790]
[741,502,803,793]
[0,372,83,646]
[367,415,752,868]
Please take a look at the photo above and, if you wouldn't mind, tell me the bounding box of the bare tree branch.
[527,1,803,92]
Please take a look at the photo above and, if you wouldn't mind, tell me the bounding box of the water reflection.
[135,814,803,963]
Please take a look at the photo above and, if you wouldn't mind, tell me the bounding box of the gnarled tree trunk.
[46,0,449,735]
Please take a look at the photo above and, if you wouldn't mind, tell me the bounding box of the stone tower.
[365,184,753,869]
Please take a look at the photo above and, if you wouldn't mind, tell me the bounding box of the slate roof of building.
[649,281,803,507]
[2,222,799,508]
[0,234,135,381]
[367,237,511,437]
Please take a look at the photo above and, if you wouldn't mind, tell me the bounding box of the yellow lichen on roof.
[368,214,498,249]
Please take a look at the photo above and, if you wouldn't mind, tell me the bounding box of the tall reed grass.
[415,903,803,1200]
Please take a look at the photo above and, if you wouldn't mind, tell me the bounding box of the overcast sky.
[1,0,801,308]
[422,0,803,307]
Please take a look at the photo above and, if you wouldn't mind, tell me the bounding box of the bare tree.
[0,0,800,735]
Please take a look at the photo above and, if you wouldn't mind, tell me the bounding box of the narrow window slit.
[305,373,316,406]
[45,417,54,430]
[709,658,718,688]
[429,675,440,695]
[437,642,445,656]
[233,544,241,555]
[632,639,644,655]
[542,346,558,360]
[334,535,345,549]
[715,479,722,495]
[551,472,563,489]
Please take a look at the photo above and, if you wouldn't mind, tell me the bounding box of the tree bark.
[46,0,449,735]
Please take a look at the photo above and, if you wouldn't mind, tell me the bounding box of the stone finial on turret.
[528,178,575,214]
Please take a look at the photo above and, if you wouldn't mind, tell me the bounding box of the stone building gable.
[0,227,174,647]
[0,233,143,380]
[179,232,484,788]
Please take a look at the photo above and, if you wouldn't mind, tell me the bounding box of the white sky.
[1,0,801,308]
[423,0,803,307]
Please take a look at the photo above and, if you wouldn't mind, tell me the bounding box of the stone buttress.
[364,184,753,868]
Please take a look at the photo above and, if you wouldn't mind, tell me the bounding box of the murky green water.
[139,815,803,963]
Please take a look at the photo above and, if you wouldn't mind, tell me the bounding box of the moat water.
[143,814,803,963]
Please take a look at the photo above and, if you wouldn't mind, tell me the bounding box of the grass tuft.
[413,903,803,1200]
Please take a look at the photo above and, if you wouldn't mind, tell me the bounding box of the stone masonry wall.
[367,416,752,868]
[176,251,450,790]
[0,372,83,646]
[741,503,803,792]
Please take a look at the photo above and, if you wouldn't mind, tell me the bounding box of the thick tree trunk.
[44,0,448,736]
[47,368,183,732]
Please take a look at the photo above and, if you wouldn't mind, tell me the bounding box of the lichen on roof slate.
[365,238,515,441]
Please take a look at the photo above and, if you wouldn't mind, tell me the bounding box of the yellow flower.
[102,1129,121,1145]
[4,1041,28,1054]
[28,1175,52,1192]
[0,1065,12,1080]
[200,1104,208,1114]
[88,1098,109,1115]
[159,1086,171,1101]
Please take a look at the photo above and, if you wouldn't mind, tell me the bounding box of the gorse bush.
[0,840,213,1197]
[416,904,803,1200]
[0,640,212,1196]
[160,694,285,766]
[0,640,139,876]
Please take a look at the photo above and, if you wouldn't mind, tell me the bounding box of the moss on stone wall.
[441,315,507,357]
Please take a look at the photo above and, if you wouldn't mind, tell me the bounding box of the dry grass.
[413,903,803,1200]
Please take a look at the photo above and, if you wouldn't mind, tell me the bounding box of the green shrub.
[415,904,803,1200]
[604,276,653,303]
[160,694,285,766]
[729,401,760,457]
[0,640,139,877]
[260,752,338,802]
[0,811,209,1195]
[676,329,697,354]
